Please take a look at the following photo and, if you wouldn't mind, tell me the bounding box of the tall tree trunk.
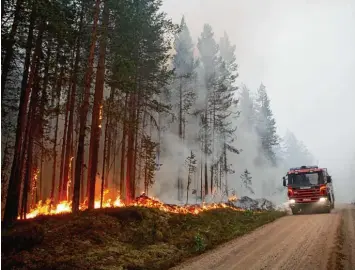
[50,65,64,201]
[131,108,140,199]
[224,143,228,196]
[58,89,70,199]
[1,137,11,187]
[39,142,44,201]
[1,0,23,99]
[210,104,216,194]
[72,0,100,213]
[63,8,83,204]
[204,110,208,196]
[125,93,136,203]
[38,39,51,202]
[104,87,114,190]
[20,55,41,218]
[87,0,109,210]
[101,87,114,205]
[3,21,45,226]
[200,153,203,201]
[21,138,32,219]
[120,93,128,198]
[100,115,108,208]
[20,103,32,219]
[178,78,183,200]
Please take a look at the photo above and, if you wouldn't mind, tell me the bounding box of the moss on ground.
[2,207,286,270]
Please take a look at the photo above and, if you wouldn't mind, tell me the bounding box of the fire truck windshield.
[287,172,323,186]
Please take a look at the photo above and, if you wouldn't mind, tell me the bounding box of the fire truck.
[282,165,335,215]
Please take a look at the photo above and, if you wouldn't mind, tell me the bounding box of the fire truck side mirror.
[327,176,332,183]
[282,177,286,187]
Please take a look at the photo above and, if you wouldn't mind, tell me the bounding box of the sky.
[161,0,355,200]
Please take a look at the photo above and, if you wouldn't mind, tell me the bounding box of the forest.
[1,0,314,225]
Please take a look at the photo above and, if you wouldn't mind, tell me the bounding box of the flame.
[31,168,40,207]
[98,104,103,128]
[66,156,74,201]
[228,195,238,202]
[19,191,244,220]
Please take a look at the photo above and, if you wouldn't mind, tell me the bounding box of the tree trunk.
[1,137,11,187]
[63,7,83,204]
[50,65,64,201]
[3,21,45,226]
[58,89,70,199]
[100,115,108,208]
[210,103,216,194]
[101,87,114,206]
[39,142,44,201]
[20,50,41,218]
[38,39,52,202]
[200,154,203,201]
[120,93,128,198]
[104,87,114,190]
[125,94,136,203]
[72,0,100,213]
[224,143,228,196]
[1,0,23,100]
[21,132,33,220]
[131,104,140,199]
[87,0,109,210]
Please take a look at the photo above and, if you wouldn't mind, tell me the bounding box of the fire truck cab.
[282,165,335,215]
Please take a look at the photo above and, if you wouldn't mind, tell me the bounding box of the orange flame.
[228,195,238,202]
[98,104,103,128]
[19,191,243,220]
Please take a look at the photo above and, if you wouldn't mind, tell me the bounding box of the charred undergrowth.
[2,207,286,270]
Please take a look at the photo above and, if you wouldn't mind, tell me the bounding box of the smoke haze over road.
[161,0,355,203]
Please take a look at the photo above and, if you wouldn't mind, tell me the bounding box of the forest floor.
[1,206,285,270]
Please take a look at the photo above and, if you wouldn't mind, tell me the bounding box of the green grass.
[2,206,286,270]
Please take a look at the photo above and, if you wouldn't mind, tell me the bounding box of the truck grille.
[291,188,321,203]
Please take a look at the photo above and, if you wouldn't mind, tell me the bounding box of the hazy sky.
[161,0,355,195]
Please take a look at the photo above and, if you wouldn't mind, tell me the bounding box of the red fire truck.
[282,165,335,215]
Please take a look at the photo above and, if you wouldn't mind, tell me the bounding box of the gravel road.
[171,204,355,270]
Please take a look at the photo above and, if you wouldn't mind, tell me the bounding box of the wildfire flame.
[19,191,244,220]
[228,195,238,202]
[98,104,103,128]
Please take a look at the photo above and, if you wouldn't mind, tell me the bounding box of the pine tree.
[172,16,197,201]
[73,0,101,213]
[185,150,197,204]
[255,83,279,166]
[197,23,219,197]
[240,169,254,195]
[141,135,159,196]
[214,32,240,195]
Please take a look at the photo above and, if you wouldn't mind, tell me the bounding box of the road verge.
[2,206,286,269]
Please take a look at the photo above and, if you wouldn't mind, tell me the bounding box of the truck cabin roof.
[287,166,324,175]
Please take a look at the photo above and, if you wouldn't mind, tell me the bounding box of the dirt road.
[172,204,355,270]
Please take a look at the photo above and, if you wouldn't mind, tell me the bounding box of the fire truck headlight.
[289,199,296,204]
[319,197,327,202]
